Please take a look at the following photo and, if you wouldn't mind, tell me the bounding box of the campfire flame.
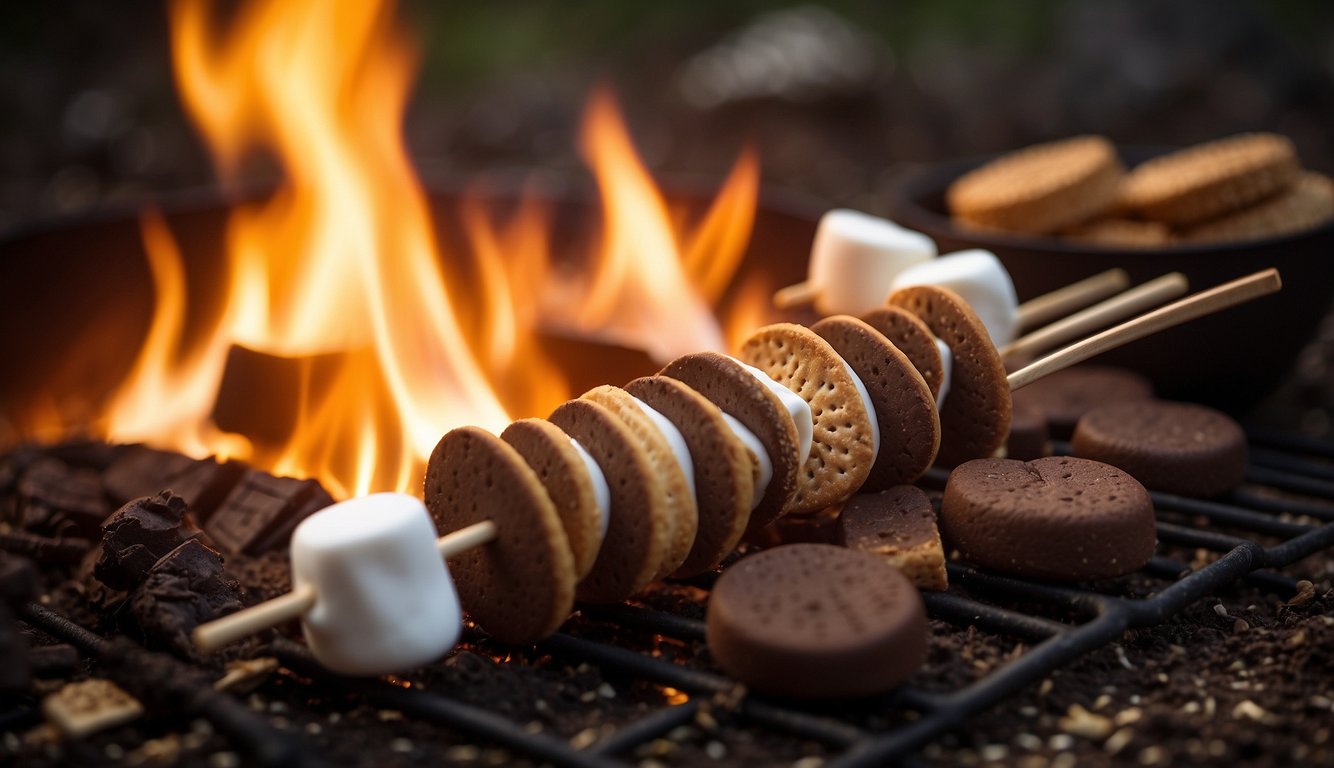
[84,0,763,498]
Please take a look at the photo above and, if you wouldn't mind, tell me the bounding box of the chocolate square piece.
[17,458,110,538]
[206,471,333,556]
[102,446,246,521]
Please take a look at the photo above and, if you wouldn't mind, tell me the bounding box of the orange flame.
[66,0,764,499]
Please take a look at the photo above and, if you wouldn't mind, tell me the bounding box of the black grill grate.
[20,429,1334,767]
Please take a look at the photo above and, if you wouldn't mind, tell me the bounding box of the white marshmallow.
[569,438,611,542]
[738,360,814,466]
[890,249,1019,347]
[807,209,936,316]
[629,397,697,500]
[839,359,880,462]
[719,412,772,511]
[290,493,461,676]
[933,337,954,412]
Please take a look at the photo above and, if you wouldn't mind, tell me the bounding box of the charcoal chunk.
[17,457,110,538]
[129,539,243,657]
[0,553,39,607]
[206,471,333,556]
[102,446,245,520]
[94,492,201,592]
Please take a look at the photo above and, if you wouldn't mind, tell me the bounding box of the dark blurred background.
[2,0,1333,431]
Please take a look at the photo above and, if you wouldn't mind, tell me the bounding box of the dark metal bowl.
[886,149,1334,410]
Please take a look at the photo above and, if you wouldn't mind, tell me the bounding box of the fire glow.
[73,0,763,498]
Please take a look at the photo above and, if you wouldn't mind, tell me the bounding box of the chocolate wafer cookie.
[1120,132,1300,226]
[941,456,1156,582]
[660,352,800,532]
[888,285,1011,467]
[837,486,948,591]
[424,427,575,643]
[859,306,946,399]
[707,543,928,699]
[501,418,604,579]
[947,135,1124,234]
[1071,400,1247,497]
[624,375,755,577]
[548,399,673,602]
[810,315,939,489]
[1010,365,1153,440]
[581,385,697,579]
[739,323,875,514]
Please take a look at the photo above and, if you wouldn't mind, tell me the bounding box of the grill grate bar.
[541,633,732,695]
[1149,490,1314,537]
[920,590,1071,641]
[588,701,699,756]
[1245,464,1334,499]
[1248,447,1334,480]
[1245,428,1334,459]
[1154,520,1254,551]
[1228,490,1334,521]
[577,604,708,642]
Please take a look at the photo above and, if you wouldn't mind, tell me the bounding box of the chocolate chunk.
[94,492,201,592]
[206,470,333,556]
[102,446,246,520]
[129,539,244,657]
[17,457,110,538]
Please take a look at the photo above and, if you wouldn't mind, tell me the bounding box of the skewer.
[1007,269,1281,391]
[1000,272,1188,360]
[192,519,497,654]
[1013,268,1130,330]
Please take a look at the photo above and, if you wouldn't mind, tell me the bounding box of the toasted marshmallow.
[629,397,698,500]
[934,337,954,412]
[290,493,461,676]
[738,360,814,466]
[890,249,1019,347]
[808,209,936,316]
[839,358,880,462]
[569,438,611,542]
[719,412,773,511]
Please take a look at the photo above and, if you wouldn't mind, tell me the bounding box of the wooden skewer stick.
[192,520,499,654]
[773,280,819,310]
[1014,268,1130,330]
[1007,269,1281,392]
[1001,272,1189,360]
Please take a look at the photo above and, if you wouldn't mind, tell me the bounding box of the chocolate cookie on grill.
[1071,400,1247,497]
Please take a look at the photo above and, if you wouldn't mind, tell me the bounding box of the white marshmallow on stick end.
[193,493,497,676]
[890,249,1020,348]
[774,209,936,316]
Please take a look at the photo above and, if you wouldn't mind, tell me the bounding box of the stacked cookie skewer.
[191,258,1280,677]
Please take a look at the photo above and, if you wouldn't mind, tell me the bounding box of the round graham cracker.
[660,352,799,533]
[580,385,697,580]
[548,398,671,602]
[810,316,940,490]
[739,323,875,514]
[423,426,575,643]
[1061,217,1173,248]
[1180,171,1334,244]
[941,456,1156,581]
[946,135,1124,234]
[888,286,1011,468]
[859,306,946,399]
[625,375,755,577]
[1120,133,1300,226]
[501,418,603,580]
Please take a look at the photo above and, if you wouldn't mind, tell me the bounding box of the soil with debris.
[0,440,1331,768]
